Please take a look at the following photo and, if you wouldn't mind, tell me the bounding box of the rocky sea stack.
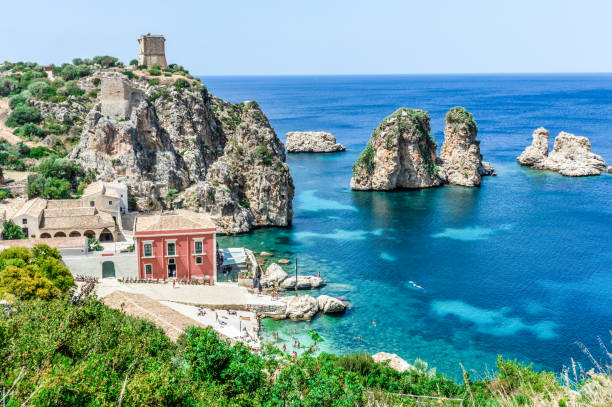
[517,128,607,176]
[69,72,294,233]
[350,107,494,190]
[285,131,346,153]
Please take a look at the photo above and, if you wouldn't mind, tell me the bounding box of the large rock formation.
[351,107,494,190]
[280,275,325,290]
[283,295,319,321]
[350,108,441,190]
[261,263,288,289]
[517,128,607,176]
[70,72,294,233]
[437,107,495,187]
[286,131,346,153]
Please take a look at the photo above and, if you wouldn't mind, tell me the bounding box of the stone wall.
[100,77,141,119]
[62,252,138,279]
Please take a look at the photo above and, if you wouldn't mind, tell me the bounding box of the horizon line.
[197,72,612,77]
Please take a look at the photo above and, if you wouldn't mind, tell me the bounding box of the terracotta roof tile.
[135,210,215,232]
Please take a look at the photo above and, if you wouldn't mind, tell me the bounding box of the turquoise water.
[202,75,612,379]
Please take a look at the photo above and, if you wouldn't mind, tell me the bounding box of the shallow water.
[202,74,612,379]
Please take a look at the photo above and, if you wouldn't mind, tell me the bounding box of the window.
[167,242,176,256]
[195,256,203,265]
[90,201,95,207]
[168,258,175,265]
[109,201,113,205]
[22,218,27,225]
[143,243,153,257]
[194,240,203,254]
[145,264,153,275]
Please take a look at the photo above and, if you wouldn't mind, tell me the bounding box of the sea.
[200,74,612,379]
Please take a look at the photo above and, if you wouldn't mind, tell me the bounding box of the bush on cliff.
[5,104,42,127]
[1,221,25,240]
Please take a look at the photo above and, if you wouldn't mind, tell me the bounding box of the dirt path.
[102,290,211,341]
[0,98,44,147]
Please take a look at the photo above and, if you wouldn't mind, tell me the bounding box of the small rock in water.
[260,251,273,257]
[316,295,346,314]
[278,258,291,264]
[286,131,346,153]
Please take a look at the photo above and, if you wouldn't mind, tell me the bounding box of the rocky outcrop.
[350,108,441,190]
[517,128,607,176]
[316,295,346,314]
[437,107,495,187]
[351,107,494,190]
[70,72,294,233]
[280,275,325,290]
[372,352,413,372]
[283,295,319,321]
[286,131,346,153]
[261,263,288,289]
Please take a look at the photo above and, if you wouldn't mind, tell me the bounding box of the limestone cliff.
[517,128,607,176]
[350,108,441,190]
[437,107,495,187]
[351,107,494,190]
[70,72,293,233]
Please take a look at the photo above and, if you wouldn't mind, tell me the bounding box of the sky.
[1,0,610,75]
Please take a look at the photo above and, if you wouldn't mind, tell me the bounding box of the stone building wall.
[138,35,168,68]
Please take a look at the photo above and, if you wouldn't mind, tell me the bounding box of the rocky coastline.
[286,131,346,153]
[61,71,295,234]
[350,106,495,191]
[517,127,608,176]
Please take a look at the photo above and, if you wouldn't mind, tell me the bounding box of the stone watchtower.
[138,34,168,68]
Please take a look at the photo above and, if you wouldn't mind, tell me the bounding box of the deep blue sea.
[201,75,612,379]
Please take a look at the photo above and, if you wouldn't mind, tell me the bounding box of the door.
[102,261,116,278]
[167,259,177,278]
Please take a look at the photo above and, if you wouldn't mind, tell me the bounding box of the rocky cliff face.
[351,107,494,190]
[70,72,293,233]
[350,108,441,190]
[437,107,495,187]
[517,128,607,176]
[286,131,346,153]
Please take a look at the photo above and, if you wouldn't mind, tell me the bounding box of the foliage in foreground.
[1,294,610,406]
[0,244,74,301]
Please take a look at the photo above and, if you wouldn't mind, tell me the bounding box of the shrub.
[26,174,72,199]
[5,104,42,127]
[66,84,84,96]
[28,146,53,159]
[129,59,138,66]
[14,123,47,139]
[174,78,190,91]
[151,63,161,70]
[137,64,148,70]
[122,70,135,79]
[2,221,25,240]
[148,68,161,76]
[35,157,83,185]
[88,89,99,98]
[92,77,101,86]
[352,142,375,174]
[147,78,160,86]
[92,55,118,68]
[0,188,11,200]
[8,93,28,109]
[0,77,20,96]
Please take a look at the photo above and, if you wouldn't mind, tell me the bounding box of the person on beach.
[282,344,286,353]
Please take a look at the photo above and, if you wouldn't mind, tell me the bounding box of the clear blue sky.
[2,0,610,75]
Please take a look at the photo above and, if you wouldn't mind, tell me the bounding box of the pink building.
[134,210,217,282]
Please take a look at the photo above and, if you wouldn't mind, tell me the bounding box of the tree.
[0,244,74,301]
[129,59,138,66]
[92,55,118,68]
[2,221,25,240]
[26,174,72,199]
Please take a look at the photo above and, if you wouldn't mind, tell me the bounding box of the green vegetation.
[0,245,74,301]
[87,237,103,252]
[0,280,609,406]
[174,77,190,91]
[26,157,85,199]
[2,221,25,240]
[148,78,160,86]
[352,141,375,174]
[129,59,138,66]
[446,106,477,133]
[92,55,119,68]
[0,188,11,201]
[148,68,161,76]
[5,104,42,127]
[122,70,135,79]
